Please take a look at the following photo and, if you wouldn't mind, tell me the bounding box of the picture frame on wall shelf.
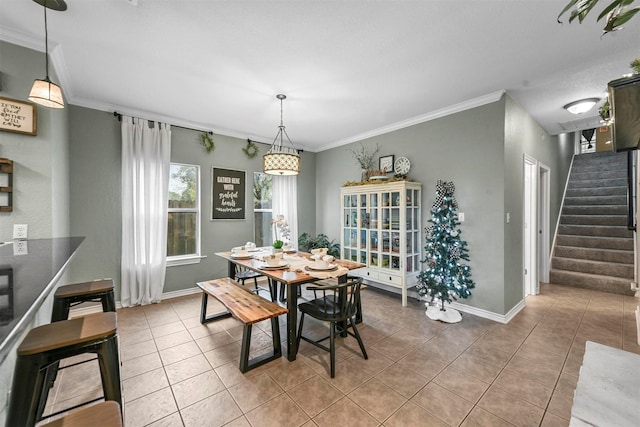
[379,155,394,174]
[0,96,37,136]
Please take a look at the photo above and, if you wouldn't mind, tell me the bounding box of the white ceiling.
[2,0,639,152]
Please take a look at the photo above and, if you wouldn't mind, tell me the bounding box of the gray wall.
[0,41,70,241]
[316,95,573,315]
[67,105,317,299]
[316,98,508,314]
[503,97,574,312]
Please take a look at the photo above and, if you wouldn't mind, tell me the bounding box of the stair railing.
[627,151,636,231]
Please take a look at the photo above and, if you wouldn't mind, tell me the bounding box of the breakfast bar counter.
[0,237,84,362]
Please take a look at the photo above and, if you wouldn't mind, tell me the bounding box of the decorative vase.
[361,169,369,182]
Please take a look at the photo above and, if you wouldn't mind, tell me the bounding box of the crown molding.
[0,26,42,52]
[318,90,506,152]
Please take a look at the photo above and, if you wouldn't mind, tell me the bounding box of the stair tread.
[552,256,633,266]
[556,233,632,240]
[554,245,634,253]
[549,269,632,281]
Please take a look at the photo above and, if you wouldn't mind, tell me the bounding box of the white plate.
[306,264,338,271]
[247,248,261,252]
[230,254,253,259]
[260,263,289,270]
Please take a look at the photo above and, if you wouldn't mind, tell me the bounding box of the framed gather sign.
[0,96,37,136]
[211,167,246,220]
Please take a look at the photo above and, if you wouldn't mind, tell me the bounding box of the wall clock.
[394,156,411,175]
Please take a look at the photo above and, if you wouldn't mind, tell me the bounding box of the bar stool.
[51,279,115,322]
[47,279,117,397]
[6,312,122,427]
[40,401,122,427]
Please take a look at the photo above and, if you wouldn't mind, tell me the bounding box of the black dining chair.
[234,265,277,301]
[296,277,368,378]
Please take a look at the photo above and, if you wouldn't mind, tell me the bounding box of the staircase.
[550,151,636,296]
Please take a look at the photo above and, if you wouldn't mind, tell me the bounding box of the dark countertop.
[0,237,84,361]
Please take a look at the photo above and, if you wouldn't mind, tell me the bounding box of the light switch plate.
[13,224,27,240]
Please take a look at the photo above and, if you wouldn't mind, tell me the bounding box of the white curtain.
[272,175,298,249]
[120,116,172,307]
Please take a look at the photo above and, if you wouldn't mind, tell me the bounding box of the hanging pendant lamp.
[28,0,67,109]
[263,94,301,176]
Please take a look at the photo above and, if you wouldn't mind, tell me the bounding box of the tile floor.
[39,282,639,427]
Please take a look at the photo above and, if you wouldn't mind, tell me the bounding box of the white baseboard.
[364,279,525,324]
[449,298,525,324]
[69,286,202,317]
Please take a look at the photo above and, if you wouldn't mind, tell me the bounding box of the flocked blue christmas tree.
[417,180,475,320]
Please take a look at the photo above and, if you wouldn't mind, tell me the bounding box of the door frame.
[538,163,551,284]
[523,154,538,296]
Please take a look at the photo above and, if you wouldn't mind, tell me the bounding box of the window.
[167,163,201,265]
[253,172,272,246]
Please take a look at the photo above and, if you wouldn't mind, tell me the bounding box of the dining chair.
[233,265,278,301]
[296,277,368,378]
[234,266,263,293]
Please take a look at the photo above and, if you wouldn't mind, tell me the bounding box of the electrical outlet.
[13,224,28,240]
[458,212,465,222]
[13,240,28,255]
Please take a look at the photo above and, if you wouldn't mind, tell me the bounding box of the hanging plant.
[242,139,259,159]
[557,0,640,35]
[198,132,215,154]
[599,99,611,122]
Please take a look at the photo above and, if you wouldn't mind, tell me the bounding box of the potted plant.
[298,233,341,258]
[347,143,381,182]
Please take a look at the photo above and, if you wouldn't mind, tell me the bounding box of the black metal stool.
[51,279,115,322]
[6,312,122,427]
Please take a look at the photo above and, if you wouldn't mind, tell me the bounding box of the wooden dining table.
[215,250,364,361]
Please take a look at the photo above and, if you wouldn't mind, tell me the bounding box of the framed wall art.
[0,97,37,136]
[379,155,394,173]
[211,167,246,220]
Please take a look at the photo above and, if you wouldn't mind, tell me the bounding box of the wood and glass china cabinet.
[341,181,422,306]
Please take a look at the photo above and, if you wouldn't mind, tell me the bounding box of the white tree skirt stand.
[425,304,462,323]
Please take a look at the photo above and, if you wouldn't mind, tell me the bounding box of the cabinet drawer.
[360,269,379,280]
[379,273,402,286]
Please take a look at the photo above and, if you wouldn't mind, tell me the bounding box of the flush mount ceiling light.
[28,0,67,109]
[564,98,600,115]
[263,94,301,176]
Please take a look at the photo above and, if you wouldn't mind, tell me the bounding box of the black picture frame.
[379,155,394,173]
[211,167,246,220]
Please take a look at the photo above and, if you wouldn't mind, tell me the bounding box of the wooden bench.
[196,278,288,373]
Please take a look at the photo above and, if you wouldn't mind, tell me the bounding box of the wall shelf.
[0,158,13,212]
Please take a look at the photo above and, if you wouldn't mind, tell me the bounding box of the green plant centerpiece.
[347,142,381,182]
[298,232,341,258]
